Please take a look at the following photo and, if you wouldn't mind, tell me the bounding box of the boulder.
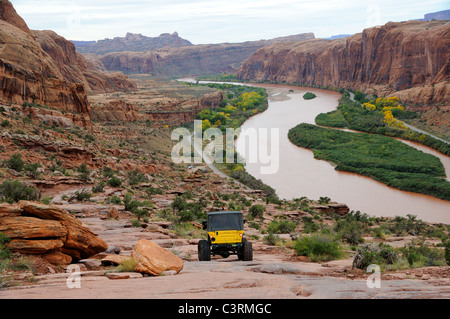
[18,201,108,259]
[107,206,119,220]
[131,239,183,276]
[0,201,108,265]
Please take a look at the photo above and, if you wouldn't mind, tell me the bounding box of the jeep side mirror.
[202,221,207,230]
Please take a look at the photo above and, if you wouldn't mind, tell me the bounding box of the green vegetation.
[293,234,344,262]
[5,153,24,172]
[303,92,317,100]
[315,93,450,156]
[0,179,40,203]
[288,123,450,201]
[195,83,268,132]
[195,73,241,82]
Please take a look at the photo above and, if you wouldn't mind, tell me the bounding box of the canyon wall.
[0,0,137,130]
[97,33,315,77]
[237,21,450,105]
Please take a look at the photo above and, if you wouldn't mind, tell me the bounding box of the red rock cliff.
[237,21,450,105]
[0,0,137,130]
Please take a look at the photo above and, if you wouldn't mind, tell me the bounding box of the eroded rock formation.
[237,21,450,105]
[0,201,108,265]
[0,0,137,130]
[98,33,316,76]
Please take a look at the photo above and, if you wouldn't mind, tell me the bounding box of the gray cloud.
[10,0,449,43]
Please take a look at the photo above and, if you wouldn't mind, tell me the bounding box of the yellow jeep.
[198,211,253,261]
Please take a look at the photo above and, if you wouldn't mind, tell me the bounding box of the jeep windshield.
[207,211,244,232]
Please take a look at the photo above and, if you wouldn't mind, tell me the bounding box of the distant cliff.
[95,33,315,77]
[237,21,450,105]
[74,32,193,55]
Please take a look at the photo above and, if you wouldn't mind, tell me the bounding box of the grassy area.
[288,123,450,201]
[315,93,450,156]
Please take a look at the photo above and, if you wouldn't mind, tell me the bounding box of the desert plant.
[352,243,397,270]
[443,238,450,266]
[5,153,24,172]
[123,192,140,212]
[92,181,105,193]
[263,233,283,246]
[116,258,138,272]
[294,234,343,262]
[0,180,40,203]
[107,176,122,187]
[267,220,296,234]
[249,204,265,219]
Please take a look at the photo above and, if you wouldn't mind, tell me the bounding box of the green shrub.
[400,240,445,267]
[0,232,11,260]
[102,166,115,178]
[301,216,319,233]
[6,153,24,172]
[92,181,105,193]
[128,169,148,186]
[0,180,40,203]
[335,220,366,245]
[107,195,121,205]
[24,163,41,178]
[107,176,122,187]
[171,196,187,212]
[74,189,91,202]
[263,233,283,246]
[249,204,265,219]
[444,238,450,266]
[116,258,138,272]
[267,220,296,234]
[123,192,140,212]
[352,243,397,270]
[293,234,343,262]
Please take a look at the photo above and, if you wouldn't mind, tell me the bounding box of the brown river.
[179,79,450,224]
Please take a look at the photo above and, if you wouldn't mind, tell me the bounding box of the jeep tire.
[198,239,211,261]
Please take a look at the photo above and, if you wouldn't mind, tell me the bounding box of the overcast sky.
[11,0,449,44]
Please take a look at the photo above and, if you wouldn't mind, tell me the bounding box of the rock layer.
[0,201,108,265]
[237,21,450,105]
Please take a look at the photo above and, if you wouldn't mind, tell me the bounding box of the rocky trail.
[1,209,449,299]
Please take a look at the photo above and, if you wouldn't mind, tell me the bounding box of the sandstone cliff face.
[237,21,450,105]
[0,2,93,129]
[0,0,137,130]
[98,33,316,77]
[32,30,137,95]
